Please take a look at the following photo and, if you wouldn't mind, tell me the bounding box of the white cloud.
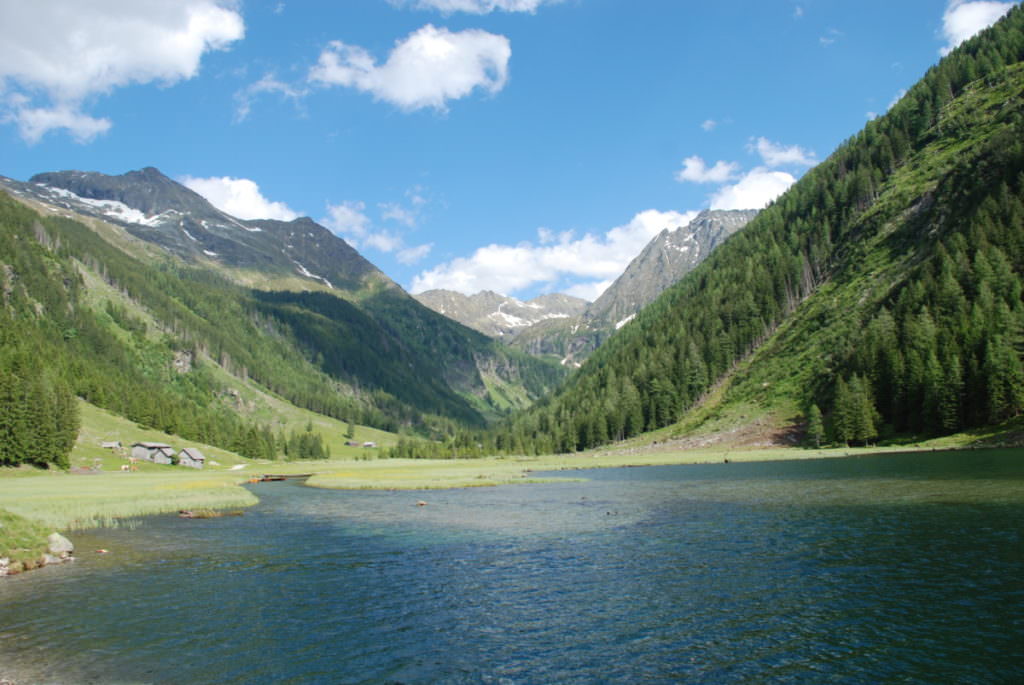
[362,230,404,253]
[394,0,559,13]
[380,202,418,227]
[322,200,428,260]
[675,156,740,184]
[6,102,111,144]
[308,24,510,112]
[710,167,796,210]
[234,73,306,122]
[794,5,805,18]
[397,243,434,264]
[940,1,1014,55]
[181,176,300,221]
[410,209,698,297]
[701,119,718,132]
[750,137,817,167]
[819,28,843,46]
[0,1,244,143]
[565,279,614,301]
[324,201,372,238]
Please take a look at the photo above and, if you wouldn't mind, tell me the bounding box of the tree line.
[387,5,1024,457]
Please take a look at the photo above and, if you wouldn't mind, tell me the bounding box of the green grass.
[305,444,931,491]
[1,394,390,559]
[0,471,258,532]
[72,400,251,472]
[0,509,51,565]
[202,362,397,458]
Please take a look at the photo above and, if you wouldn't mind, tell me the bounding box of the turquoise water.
[2,449,1023,683]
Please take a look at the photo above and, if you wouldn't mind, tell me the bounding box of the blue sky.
[0,0,1017,300]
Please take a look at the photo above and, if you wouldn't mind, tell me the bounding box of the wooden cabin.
[177,448,206,469]
[131,442,176,464]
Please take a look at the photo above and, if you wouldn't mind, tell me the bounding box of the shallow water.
[2,449,1023,683]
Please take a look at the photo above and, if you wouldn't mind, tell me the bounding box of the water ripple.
[2,449,1023,683]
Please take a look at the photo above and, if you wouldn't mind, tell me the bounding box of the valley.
[2,3,1024,682]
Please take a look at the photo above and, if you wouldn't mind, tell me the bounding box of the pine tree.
[806,404,825,448]
[832,376,855,445]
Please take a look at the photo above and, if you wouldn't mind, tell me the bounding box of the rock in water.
[47,532,74,559]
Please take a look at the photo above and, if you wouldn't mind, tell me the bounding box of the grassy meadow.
[202,363,397,458]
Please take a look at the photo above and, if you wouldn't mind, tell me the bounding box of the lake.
[2,449,1023,683]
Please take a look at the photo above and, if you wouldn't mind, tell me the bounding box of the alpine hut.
[177,448,206,469]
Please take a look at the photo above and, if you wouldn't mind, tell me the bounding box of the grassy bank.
[1,395,394,563]
[0,509,52,566]
[0,433,993,565]
[0,471,258,532]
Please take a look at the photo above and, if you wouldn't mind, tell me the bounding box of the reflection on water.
[1,449,1023,683]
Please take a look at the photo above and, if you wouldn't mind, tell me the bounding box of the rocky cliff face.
[584,209,759,330]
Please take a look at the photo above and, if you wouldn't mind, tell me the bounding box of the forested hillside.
[0,189,560,467]
[480,6,1024,454]
[2,168,568,427]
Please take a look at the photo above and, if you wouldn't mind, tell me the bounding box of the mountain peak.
[9,167,388,294]
[583,208,758,329]
[29,167,215,217]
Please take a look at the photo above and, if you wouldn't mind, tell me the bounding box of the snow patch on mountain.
[615,314,636,330]
[293,260,334,289]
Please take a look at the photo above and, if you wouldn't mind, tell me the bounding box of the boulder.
[47,532,74,558]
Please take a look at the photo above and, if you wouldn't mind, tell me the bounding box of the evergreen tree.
[806,404,825,448]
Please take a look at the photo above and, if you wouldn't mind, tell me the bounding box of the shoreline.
[0,444,1014,576]
[302,444,930,490]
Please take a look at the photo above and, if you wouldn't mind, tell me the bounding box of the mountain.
[488,6,1024,454]
[413,289,587,339]
[7,168,385,293]
[0,168,568,468]
[416,210,757,365]
[584,209,759,331]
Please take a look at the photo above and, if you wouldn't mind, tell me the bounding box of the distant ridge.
[413,289,588,339]
[416,209,758,366]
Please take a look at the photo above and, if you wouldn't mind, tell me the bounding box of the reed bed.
[0,472,257,531]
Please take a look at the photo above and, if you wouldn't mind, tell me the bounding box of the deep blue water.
[2,449,1024,683]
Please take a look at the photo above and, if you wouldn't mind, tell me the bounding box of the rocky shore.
[0,532,74,577]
